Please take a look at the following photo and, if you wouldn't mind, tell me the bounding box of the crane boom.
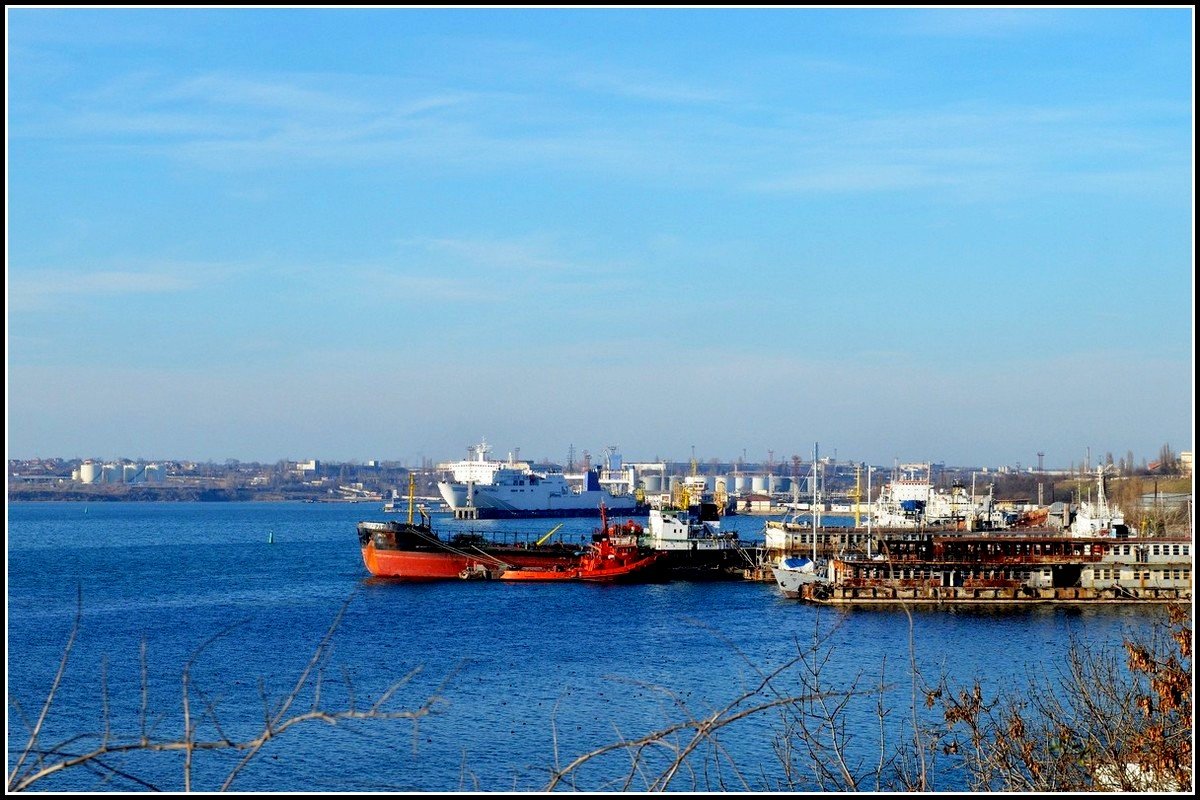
[535,523,564,546]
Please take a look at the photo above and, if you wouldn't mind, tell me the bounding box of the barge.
[789,534,1193,606]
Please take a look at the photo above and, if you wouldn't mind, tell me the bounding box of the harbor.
[352,453,1193,611]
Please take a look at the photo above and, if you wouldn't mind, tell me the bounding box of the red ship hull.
[358,520,579,580]
[498,552,670,583]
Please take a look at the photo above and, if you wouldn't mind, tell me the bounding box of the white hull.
[774,557,826,598]
[643,508,738,552]
[437,481,640,513]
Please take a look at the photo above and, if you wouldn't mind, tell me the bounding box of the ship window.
[1142,572,1150,580]
[1152,545,1160,555]
[1124,545,1131,555]
[1184,546,1190,555]
[1093,569,1101,579]
[1173,545,1180,555]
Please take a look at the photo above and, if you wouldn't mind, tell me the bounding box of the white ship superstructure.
[1068,466,1133,538]
[642,504,733,552]
[436,439,644,519]
[639,500,746,577]
[872,463,1009,530]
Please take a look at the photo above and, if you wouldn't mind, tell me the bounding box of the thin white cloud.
[415,237,577,272]
[162,74,373,114]
[13,55,1189,199]
[568,68,728,105]
[752,164,951,193]
[8,266,216,312]
[741,101,1189,198]
[898,8,1064,38]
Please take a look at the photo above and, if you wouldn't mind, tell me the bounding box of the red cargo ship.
[357,476,580,580]
[357,517,579,580]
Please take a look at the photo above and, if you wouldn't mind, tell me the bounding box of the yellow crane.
[671,483,692,510]
[535,523,564,546]
[850,464,862,528]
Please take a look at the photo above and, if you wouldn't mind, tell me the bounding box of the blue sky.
[6,7,1193,468]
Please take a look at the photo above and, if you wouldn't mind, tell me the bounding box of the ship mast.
[407,472,416,526]
[812,442,819,561]
[851,463,862,528]
[866,465,873,558]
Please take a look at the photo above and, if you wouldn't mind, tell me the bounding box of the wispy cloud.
[567,68,728,104]
[753,164,951,193]
[742,101,1190,198]
[161,74,373,114]
[333,236,642,313]
[9,267,204,311]
[411,236,581,272]
[11,50,1190,199]
[897,8,1064,38]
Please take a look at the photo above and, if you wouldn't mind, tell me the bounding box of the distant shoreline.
[6,486,380,503]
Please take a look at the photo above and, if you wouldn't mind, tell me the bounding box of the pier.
[803,584,1190,606]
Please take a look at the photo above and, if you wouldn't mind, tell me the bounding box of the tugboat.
[498,504,669,583]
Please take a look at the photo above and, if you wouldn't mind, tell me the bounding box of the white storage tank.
[772,476,792,494]
[734,475,750,493]
[101,463,123,483]
[751,475,769,494]
[80,461,99,484]
[642,474,664,493]
[145,464,164,483]
[124,463,144,484]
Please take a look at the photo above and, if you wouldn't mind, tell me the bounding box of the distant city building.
[1181,451,1192,477]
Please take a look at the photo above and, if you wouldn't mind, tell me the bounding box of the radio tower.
[1037,451,1045,472]
[568,443,576,470]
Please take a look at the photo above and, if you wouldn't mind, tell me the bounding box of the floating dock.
[801,584,1190,606]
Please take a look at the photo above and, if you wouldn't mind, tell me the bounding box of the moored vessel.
[773,555,825,599]
[642,500,750,579]
[788,533,1192,605]
[357,476,579,580]
[436,439,646,519]
[497,506,669,583]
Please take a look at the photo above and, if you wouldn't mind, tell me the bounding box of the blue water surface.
[6,502,1163,792]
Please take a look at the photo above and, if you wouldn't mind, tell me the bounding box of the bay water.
[6,502,1161,792]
